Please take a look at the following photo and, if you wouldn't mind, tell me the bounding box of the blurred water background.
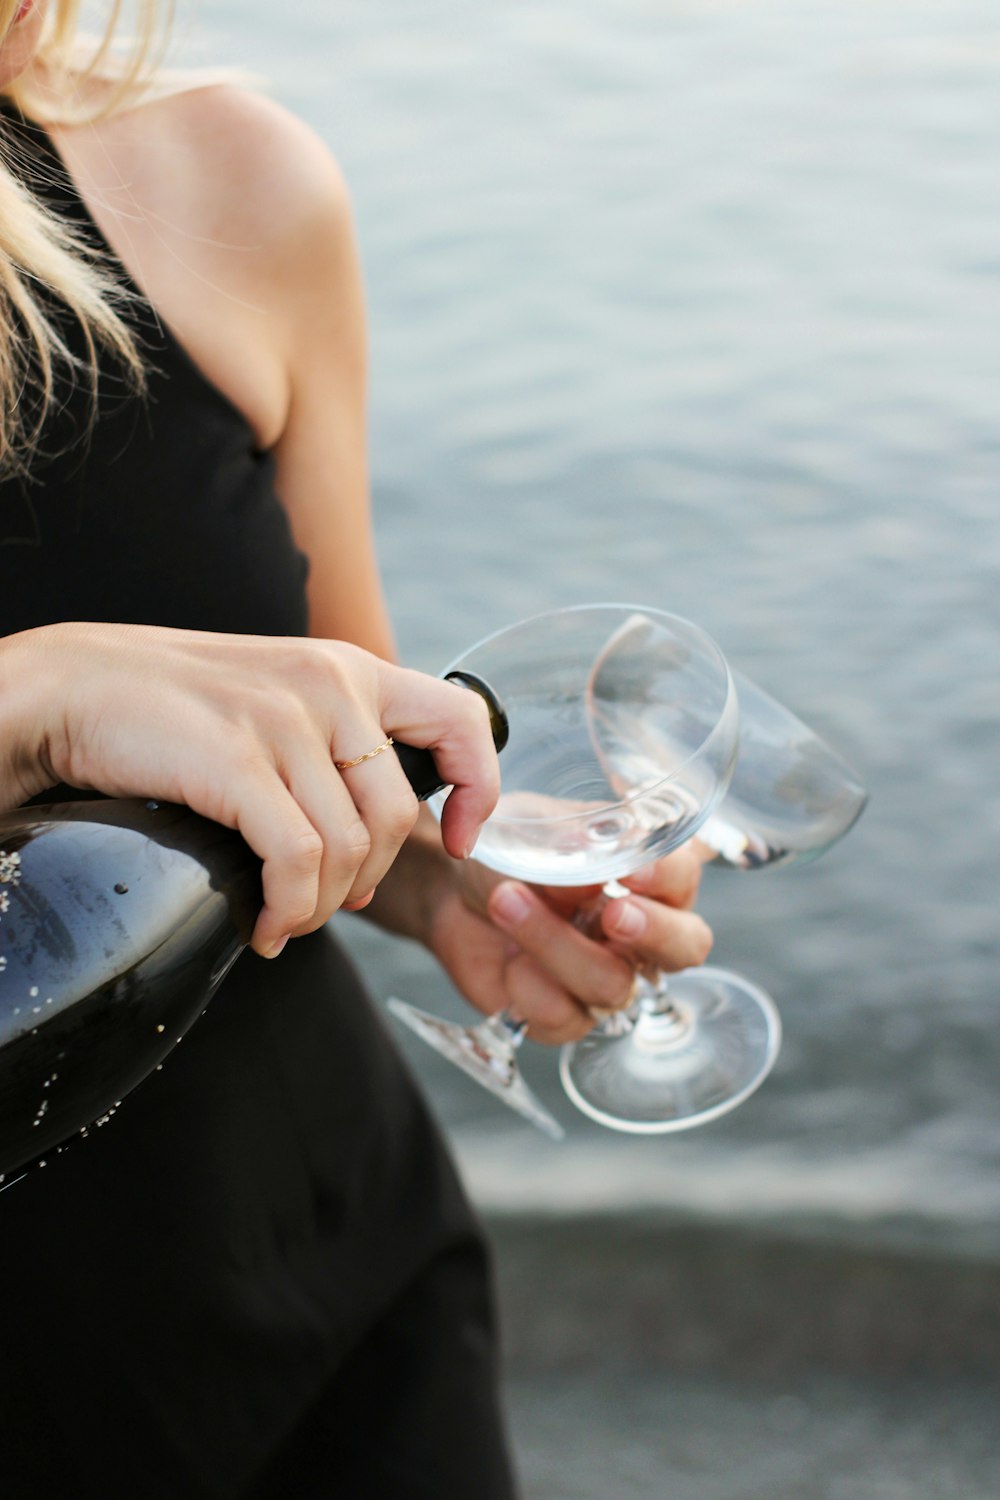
[185,0,998,1246]
[176,2,995,1488]
[182,3,999,1488]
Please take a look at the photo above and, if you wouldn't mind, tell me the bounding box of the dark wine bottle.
[0,798,260,1182]
[0,672,507,1182]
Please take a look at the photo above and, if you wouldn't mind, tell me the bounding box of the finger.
[487,880,636,1012]
[378,668,501,857]
[501,951,596,1045]
[229,768,328,958]
[277,737,388,920]
[620,842,706,910]
[600,893,714,972]
[329,725,420,903]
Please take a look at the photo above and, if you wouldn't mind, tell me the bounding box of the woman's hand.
[0,622,500,958]
[423,838,714,1045]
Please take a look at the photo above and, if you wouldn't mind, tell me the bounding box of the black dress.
[0,104,518,1500]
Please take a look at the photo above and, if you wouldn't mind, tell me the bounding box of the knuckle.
[453,683,491,739]
[280,638,323,679]
[328,818,372,876]
[378,791,420,845]
[284,639,365,706]
[259,689,312,741]
[232,726,283,779]
[322,640,367,693]
[280,824,324,874]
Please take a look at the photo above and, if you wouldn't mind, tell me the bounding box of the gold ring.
[334,735,394,771]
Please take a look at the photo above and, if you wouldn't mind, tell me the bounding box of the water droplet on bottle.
[114,883,128,895]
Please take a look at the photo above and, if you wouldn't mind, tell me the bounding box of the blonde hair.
[0,2,174,474]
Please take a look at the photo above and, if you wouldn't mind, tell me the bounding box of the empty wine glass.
[558,625,868,1132]
[693,669,869,872]
[389,604,782,1137]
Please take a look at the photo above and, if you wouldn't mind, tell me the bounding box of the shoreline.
[488,1210,1000,1379]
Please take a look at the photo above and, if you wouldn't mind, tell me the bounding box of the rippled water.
[190,0,1000,1247]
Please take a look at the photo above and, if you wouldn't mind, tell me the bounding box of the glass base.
[559,965,781,1133]
[387,998,565,1140]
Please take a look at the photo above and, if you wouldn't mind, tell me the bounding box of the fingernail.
[491,884,532,925]
[610,901,646,939]
[265,934,290,959]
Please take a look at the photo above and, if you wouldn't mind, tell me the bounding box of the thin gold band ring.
[334,735,395,771]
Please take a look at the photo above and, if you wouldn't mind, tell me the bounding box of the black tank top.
[0,102,309,638]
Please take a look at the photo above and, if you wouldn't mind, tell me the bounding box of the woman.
[0,4,713,1495]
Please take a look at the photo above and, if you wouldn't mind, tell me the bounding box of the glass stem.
[484,1010,527,1047]
[467,1009,528,1083]
[574,884,689,1040]
[500,1008,530,1044]
[631,970,692,1048]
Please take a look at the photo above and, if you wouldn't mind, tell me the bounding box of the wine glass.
[389,604,783,1137]
[557,627,868,1132]
[693,668,869,872]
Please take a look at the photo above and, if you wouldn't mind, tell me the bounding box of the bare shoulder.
[161,85,347,230]
[53,82,357,446]
[110,83,353,266]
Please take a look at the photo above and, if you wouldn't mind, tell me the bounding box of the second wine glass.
[389,604,783,1136]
